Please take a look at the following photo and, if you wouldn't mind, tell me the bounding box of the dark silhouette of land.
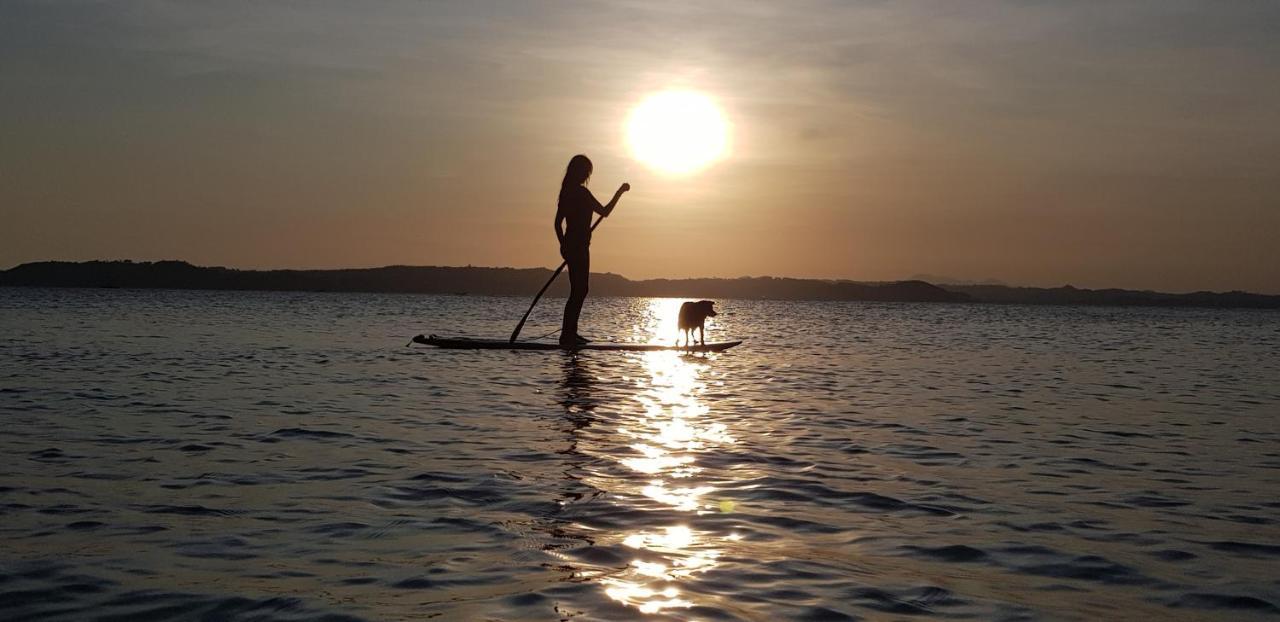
[938,283,1280,309]
[2,260,1278,309]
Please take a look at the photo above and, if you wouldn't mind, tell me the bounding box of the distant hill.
[909,274,1008,287]
[2,260,1277,308]
[0,260,966,303]
[939,283,1280,309]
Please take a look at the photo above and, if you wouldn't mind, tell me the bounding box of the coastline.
[3,260,1278,309]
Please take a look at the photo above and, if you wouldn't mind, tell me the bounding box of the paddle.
[508,212,609,343]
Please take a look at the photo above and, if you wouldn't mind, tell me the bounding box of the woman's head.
[562,154,593,188]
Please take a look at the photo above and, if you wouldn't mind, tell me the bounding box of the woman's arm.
[587,183,631,217]
[554,205,566,246]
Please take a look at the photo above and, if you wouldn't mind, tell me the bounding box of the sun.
[626,91,729,175]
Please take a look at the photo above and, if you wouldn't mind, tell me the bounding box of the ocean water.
[2,287,1278,621]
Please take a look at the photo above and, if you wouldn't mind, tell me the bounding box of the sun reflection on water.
[600,299,737,615]
[602,524,721,614]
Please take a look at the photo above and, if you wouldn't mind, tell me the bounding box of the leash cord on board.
[521,327,562,342]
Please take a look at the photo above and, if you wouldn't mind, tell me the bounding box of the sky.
[2,0,1278,293]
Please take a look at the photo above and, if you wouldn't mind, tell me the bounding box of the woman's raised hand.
[619,183,631,193]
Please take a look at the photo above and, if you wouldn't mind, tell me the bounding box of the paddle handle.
[509,260,567,343]
[508,213,607,343]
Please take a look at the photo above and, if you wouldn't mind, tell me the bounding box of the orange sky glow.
[2,1,1278,292]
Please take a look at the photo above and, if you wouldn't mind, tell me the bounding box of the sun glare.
[626,91,729,175]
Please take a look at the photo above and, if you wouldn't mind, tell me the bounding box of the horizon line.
[4,258,1277,298]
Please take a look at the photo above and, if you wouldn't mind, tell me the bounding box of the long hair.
[560,154,592,194]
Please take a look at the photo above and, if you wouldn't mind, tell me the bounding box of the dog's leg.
[699,324,705,346]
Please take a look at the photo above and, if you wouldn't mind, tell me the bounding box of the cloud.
[1,0,1277,290]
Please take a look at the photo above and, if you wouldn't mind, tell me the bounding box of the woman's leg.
[561,249,589,342]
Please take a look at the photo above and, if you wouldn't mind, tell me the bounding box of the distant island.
[2,260,1277,309]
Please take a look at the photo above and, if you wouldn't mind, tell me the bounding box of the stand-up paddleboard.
[411,334,742,352]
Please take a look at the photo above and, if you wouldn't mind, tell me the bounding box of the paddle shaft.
[509,212,607,343]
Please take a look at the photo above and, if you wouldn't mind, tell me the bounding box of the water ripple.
[2,289,1278,620]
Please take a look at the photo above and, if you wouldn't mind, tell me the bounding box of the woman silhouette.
[555,155,629,346]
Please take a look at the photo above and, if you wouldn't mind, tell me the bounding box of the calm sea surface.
[2,288,1278,621]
